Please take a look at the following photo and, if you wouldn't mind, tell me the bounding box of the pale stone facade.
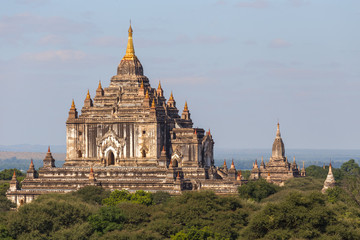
[7,25,242,206]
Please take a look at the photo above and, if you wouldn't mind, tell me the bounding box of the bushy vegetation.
[0,169,24,181]
[238,179,279,202]
[0,159,359,239]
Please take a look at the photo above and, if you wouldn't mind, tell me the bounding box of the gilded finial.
[169,92,174,101]
[184,101,188,111]
[158,81,162,90]
[123,22,136,60]
[151,98,156,108]
[145,90,149,99]
[194,129,197,135]
[70,99,75,110]
[48,146,50,153]
[140,80,144,89]
[86,89,91,100]
[98,80,102,89]
[13,170,16,178]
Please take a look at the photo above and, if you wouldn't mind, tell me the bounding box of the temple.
[7,25,242,206]
[250,123,305,185]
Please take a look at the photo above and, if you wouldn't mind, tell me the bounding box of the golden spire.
[169,92,174,101]
[184,101,188,111]
[140,80,144,89]
[86,89,91,100]
[122,23,136,60]
[151,98,156,108]
[231,159,235,169]
[70,99,76,110]
[48,146,51,153]
[158,81,162,90]
[98,80,102,89]
[145,90,149,99]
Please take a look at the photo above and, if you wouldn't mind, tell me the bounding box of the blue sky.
[0,0,359,150]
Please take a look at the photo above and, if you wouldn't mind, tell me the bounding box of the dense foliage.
[0,169,24,181]
[0,159,359,239]
[238,179,279,202]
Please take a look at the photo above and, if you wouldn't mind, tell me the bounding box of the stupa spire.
[271,122,285,159]
[184,101,188,111]
[151,98,156,109]
[276,122,281,138]
[322,161,336,193]
[122,23,136,60]
[70,99,76,110]
[169,92,174,101]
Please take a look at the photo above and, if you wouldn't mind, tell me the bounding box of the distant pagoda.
[250,123,304,185]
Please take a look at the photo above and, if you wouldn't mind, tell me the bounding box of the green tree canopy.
[238,179,279,202]
[341,159,360,175]
[0,169,24,180]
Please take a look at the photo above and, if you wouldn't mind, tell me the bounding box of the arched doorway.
[108,151,115,166]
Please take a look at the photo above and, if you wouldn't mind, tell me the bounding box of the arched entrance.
[108,151,115,166]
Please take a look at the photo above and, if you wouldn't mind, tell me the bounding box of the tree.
[238,179,279,202]
[241,192,334,239]
[71,186,110,205]
[102,190,153,206]
[7,194,93,239]
[171,226,220,240]
[341,159,360,175]
[88,206,126,234]
[0,169,24,180]
[152,191,171,205]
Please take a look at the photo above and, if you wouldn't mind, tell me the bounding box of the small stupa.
[321,162,336,193]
